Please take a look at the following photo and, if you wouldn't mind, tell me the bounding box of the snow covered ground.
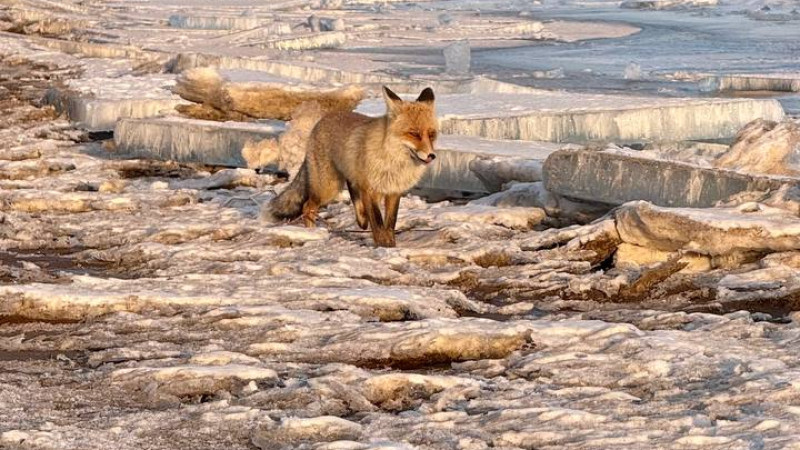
[3,0,800,449]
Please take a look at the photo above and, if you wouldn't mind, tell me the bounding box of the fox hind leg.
[302,195,320,228]
[302,154,343,228]
[347,181,368,230]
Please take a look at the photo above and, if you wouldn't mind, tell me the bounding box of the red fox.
[266,86,438,247]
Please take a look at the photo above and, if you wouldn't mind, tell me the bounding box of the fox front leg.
[384,193,401,242]
[364,193,395,248]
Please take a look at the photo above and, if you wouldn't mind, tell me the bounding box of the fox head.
[383,86,438,165]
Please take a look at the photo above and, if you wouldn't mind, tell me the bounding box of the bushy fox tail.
[265,161,309,221]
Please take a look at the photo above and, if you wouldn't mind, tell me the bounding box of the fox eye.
[429,131,437,140]
[409,131,421,140]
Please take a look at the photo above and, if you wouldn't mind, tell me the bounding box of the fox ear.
[416,87,435,104]
[382,86,403,115]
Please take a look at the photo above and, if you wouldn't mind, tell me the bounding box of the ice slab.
[421,136,561,193]
[171,52,403,86]
[168,15,291,34]
[357,92,785,143]
[46,75,187,131]
[543,148,800,208]
[616,201,800,256]
[708,73,800,92]
[63,98,186,132]
[114,117,286,167]
[262,32,348,51]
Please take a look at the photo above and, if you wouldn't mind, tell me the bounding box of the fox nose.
[425,154,436,163]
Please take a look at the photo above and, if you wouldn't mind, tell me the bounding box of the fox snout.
[405,144,437,165]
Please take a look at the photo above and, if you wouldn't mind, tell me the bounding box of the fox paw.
[372,230,396,248]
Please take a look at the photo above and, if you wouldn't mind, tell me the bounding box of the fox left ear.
[416,87,435,104]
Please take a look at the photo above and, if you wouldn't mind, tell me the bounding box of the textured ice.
[714,119,800,176]
[358,92,785,143]
[114,116,286,167]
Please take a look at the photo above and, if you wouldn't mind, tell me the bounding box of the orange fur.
[267,86,438,247]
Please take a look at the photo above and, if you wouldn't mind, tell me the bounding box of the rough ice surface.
[5,0,800,449]
[616,200,800,256]
[714,119,800,176]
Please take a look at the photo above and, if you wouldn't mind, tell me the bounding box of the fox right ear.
[416,87,435,104]
[382,86,402,115]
